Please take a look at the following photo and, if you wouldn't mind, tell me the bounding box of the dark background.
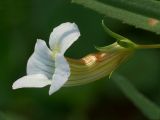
[0,0,160,120]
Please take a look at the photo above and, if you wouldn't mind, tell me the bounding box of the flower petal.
[27,40,55,79]
[12,74,51,89]
[49,22,80,54]
[49,54,70,95]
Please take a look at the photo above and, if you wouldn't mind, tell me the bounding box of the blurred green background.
[0,0,160,120]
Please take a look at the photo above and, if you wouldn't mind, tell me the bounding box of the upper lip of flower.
[12,22,81,95]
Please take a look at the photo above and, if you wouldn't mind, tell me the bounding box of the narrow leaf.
[112,73,160,120]
[72,0,160,34]
[103,0,160,20]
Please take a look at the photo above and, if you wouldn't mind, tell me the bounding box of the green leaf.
[102,0,160,20]
[0,112,6,120]
[72,0,160,34]
[112,73,160,120]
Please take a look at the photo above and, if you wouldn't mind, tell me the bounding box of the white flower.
[12,22,80,95]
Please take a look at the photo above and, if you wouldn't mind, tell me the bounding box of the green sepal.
[117,39,137,49]
[95,43,120,52]
[102,20,137,49]
[102,20,127,41]
[109,71,114,79]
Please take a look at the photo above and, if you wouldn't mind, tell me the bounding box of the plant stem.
[137,44,160,49]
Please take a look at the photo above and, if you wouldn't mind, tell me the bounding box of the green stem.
[137,44,160,49]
